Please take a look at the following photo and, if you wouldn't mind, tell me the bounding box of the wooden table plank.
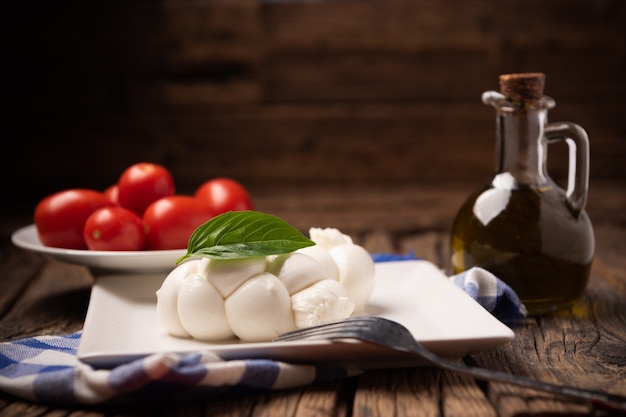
[0,257,91,342]
[354,367,502,417]
[353,369,440,417]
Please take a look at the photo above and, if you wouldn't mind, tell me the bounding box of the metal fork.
[274,316,626,412]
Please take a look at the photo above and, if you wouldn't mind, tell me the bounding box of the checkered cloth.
[448,267,527,327]
[0,259,525,405]
[0,335,352,404]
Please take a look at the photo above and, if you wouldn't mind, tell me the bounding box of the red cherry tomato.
[103,184,119,205]
[194,178,253,215]
[83,207,146,251]
[34,189,114,249]
[117,163,175,216]
[143,196,215,250]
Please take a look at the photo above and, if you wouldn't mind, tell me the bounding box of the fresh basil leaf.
[177,211,315,263]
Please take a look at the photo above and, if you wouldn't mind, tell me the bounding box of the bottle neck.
[482,91,555,188]
[495,107,549,186]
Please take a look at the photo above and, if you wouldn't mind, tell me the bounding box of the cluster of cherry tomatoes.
[34,162,254,251]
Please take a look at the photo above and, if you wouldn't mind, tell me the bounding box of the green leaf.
[177,211,315,263]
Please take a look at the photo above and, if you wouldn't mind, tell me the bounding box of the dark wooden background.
[2,0,625,236]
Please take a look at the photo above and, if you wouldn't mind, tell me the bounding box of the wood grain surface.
[1,186,625,417]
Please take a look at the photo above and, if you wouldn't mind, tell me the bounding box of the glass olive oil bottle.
[450,73,594,315]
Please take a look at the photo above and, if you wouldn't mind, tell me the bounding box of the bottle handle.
[544,122,590,215]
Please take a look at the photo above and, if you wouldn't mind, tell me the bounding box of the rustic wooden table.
[1,184,625,417]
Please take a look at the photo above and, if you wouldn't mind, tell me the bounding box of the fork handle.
[417,348,626,412]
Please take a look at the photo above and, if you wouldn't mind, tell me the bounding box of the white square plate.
[78,260,514,368]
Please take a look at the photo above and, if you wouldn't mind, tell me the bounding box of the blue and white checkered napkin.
[0,261,525,405]
[0,334,352,404]
[448,267,527,327]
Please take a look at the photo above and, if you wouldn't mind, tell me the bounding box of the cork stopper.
[499,72,546,100]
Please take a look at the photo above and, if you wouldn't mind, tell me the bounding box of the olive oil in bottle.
[450,73,594,315]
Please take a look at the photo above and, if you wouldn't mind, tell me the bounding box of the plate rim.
[11,224,187,271]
